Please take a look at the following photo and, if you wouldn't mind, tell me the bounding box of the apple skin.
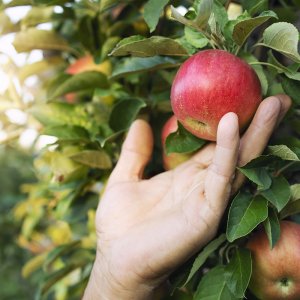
[171,49,262,141]
[161,115,191,170]
[247,221,300,300]
[66,55,111,76]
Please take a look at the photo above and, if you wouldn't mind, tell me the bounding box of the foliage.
[0,146,37,299]
[0,0,299,299]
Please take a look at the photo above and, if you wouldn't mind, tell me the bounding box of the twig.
[225,0,232,10]
[274,161,298,177]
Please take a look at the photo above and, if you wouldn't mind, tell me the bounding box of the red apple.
[161,115,191,170]
[65,55,113,104]
[66,55,111,76]
[247,221,300,300]
[171,49,262,141]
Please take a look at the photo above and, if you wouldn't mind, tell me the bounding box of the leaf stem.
[234,45,242,56]
[248,61,284,72]
[274,161,297,177]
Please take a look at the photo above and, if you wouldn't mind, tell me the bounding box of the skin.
[171,50,262,141]
[83,94,291,300]
[247,221,300,300]
[161,115,191,170]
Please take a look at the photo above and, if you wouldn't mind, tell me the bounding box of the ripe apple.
[66,54,111,76]
[171,49,262,141]
[161,115,191,170]
[246,221,300,300]
[65,55,113,104]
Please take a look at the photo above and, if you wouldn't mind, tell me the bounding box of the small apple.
[66,54,112,76]
[161,115,191,170]
[171,49,262,141]
[247,221,300,300]
[65,55,113,104]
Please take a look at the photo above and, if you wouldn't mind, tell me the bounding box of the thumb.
[108,119,154,184]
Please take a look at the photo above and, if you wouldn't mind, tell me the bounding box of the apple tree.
[1,0,299,299]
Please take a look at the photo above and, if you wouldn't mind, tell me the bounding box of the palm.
[95,95,290,291]
[97,155,216,283]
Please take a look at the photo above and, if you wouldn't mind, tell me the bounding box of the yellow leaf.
[22,252,47,278]
[47,221,72,245]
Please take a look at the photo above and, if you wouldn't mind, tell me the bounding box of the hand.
[83,95,291,300]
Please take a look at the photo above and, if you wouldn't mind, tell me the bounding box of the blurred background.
[0,5,55,299]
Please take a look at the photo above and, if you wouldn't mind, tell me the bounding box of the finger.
[232,95,291,193]
[275,94,292,125]
[109,119,153,184]
[204,113,240,214]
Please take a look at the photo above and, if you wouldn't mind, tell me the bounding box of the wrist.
[83,254,154,300]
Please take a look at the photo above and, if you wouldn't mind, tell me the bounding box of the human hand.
[83,95,291,300]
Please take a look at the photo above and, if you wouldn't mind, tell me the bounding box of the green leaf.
[195,0,213,28]
[224,11,250,42]
[268,145,299,161]
[241,53,268,95]
[195,266,236,300]
[183,234,226,286]
[165,122,206,154]
[238,167,272,190]
[260,175,291,212]
[263,208,280,249]
[43,125,89,141]
[224,248,252,298]
[241,154,283,169]
[32,0,69,4]
[241,0,268,16]
[109,99,146,132]
[171,6,197,29]
[260,22,300,63]
[111,56,178,79]
[291,184,300,201]
[39,262,86,297]
[13,28,69,53]
[98,36,120,62]
[267,50,291,73]
[3,0,35,8]
[70,150,112,169]
[212,0,228,31]
[0,11,19,34]
[100,0,124,12]
[184,26,209,49]
[227,193,268,242]
[18,57,65,83]
[44,241,81,270]
[281,76,300,105]
[233,11,277,46]
[280,184,300,219]
[144,0,170,33]
[285,72,300,81]
[50,71,109,98]
[110,36,188,57]
[29,103,92,130]
[168,256,195,294]
[21,6,54,27]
